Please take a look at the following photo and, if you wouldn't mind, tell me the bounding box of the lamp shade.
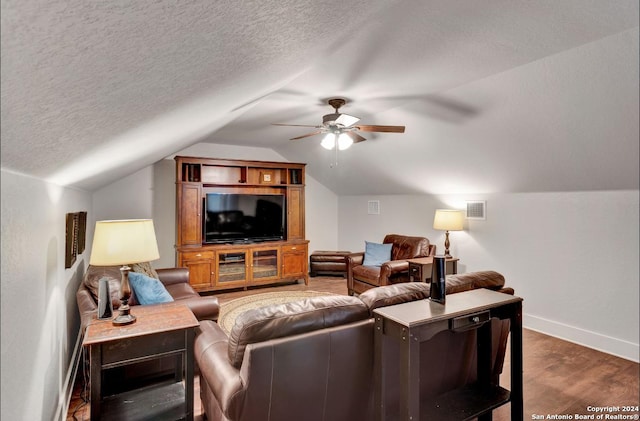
[433,209,464,231]
[321,133,336,150]
[90,219,160,266]
[337,133,353,150]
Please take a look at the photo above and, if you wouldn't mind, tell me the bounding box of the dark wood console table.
[83,304,199,421]
[373,288,523,421]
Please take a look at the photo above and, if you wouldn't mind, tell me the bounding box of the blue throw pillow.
[362,241,393,267]
[128,271,174,305]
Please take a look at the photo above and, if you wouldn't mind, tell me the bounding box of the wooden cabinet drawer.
[181,251,214,261]
[281,244,305,253]
[449,311,490,332]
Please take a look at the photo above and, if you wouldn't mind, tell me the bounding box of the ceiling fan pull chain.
[329,141,339,168]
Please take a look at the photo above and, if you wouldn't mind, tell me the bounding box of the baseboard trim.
[56,327,84,421]
[524,314,639,363]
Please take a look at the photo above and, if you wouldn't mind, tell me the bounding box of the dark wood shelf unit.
[101,382,187,421]
[422,384,511,421]
[175,156,308,292]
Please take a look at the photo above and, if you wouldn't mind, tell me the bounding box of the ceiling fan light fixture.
[274,97,405,146]
[321,133,336,150]
[337,133,353,150]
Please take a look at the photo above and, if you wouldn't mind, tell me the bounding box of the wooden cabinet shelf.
[423,384,511,421]
[175,156,308,292]
[177,157,305,187]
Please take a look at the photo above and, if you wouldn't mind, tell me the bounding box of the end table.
[83,303,199,421]
[408,256,459,282]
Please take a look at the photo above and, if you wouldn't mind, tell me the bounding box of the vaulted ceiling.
[2,0,638,194]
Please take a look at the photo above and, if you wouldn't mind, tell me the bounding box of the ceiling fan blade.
[272,123,319,128]
[355,125,405,133]
[290,131,324,141]
[346,131,367,143]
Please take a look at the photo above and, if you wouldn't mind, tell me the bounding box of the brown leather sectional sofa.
[195,271,513,421]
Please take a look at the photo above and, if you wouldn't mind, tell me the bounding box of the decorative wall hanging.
[65,211,88,269]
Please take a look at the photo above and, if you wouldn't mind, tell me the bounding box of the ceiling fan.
[272,98,405,150]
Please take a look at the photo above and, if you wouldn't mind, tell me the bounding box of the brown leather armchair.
[346,234,435,295]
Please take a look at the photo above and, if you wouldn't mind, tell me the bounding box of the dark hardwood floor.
[67,276,639,420]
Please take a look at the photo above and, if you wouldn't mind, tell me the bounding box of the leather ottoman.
[309,250,351,277]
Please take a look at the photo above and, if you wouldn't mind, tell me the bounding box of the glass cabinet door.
[217,251,247,284]
[251,249,279,282]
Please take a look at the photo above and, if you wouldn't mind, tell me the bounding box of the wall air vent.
[368,200,380,215]
[466,201,486,220]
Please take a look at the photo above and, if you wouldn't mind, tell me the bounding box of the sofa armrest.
[181,296,220,322]
[382,260,409,273]
[497,287,515,295]
[196,321,245,418]
[346,252,365,295]
[76,286,98,332]
[345,252,364,267]
[156,268,189,286]
[379,260,409,284]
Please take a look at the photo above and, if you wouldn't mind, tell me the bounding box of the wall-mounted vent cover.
[466,201,486,220]
[368,200,380,215]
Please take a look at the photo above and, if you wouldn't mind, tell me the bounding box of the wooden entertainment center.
[175,156,308,292]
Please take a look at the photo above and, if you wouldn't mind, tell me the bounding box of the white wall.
[303,176,339,252]
[338,191,639,361]
[92,166,154,221]
[91,142,340,268]
[152,159,178,269]
[1,169,93,421]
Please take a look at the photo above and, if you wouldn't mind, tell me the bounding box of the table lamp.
[89,219,160,326]
[433,209,464,258]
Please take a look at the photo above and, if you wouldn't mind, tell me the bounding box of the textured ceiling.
[1,0,638,194]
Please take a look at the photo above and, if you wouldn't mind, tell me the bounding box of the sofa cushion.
[383,234,431,260]
[83,265,124,309]
[445,271,505,294]
[352,264,382,284]
[130,261,159,279]
[362,241,392,267]
[128,272,174,305]
[227,295,369,368]
[359,271,507,311]
[358,282,431,313]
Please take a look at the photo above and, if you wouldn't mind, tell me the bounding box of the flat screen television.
[203,193,286,244]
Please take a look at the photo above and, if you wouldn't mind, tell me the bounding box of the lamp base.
[443,231,452,259]
[113,265,137,326]
[112,302,136,326]
[112,309,136,326]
